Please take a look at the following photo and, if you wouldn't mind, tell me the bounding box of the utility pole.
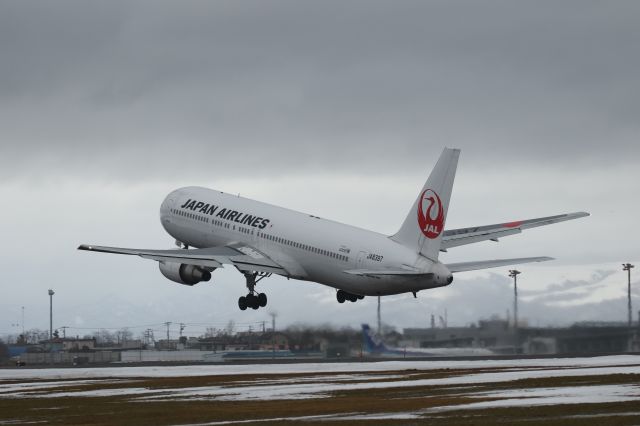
[269,312,277,332]
[21,306,25,335]
[377,296,381,334]
[144,328,155,346]
[179,323,185,338]
[164,322,171,341]
[623,263,634,328]
[61,326,68,339]
[509,270,521,354]
[48,289,55,340]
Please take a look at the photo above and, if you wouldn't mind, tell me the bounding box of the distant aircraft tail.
[390,148,460,261]
[361,324,388,353]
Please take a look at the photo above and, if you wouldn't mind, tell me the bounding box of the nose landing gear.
[336,289,364,303]
[238,271,270,311]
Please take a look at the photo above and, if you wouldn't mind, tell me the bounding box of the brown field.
[1,363,640,425]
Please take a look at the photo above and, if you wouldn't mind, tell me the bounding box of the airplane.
[361,324,494,357]
[79,148,588,311]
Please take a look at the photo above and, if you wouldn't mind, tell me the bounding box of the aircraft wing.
[77,244,288,275]
[441,212,589,250]
[446,256,553,273]
[346,255,553,276]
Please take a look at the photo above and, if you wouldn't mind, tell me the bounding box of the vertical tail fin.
[390,148,460,260]
[361,324,387,353]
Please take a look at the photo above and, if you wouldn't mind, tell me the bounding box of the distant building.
[522,323,636,354]
[40,338,96,352]
[178,331,291,352]
[403,318,639,355]
[403,318,513,352]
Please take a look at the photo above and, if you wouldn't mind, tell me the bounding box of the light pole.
[164,322,171,341]
[377,296,381,334]
[623,263,634,328]
[509,270,521,354]
[48,289,55,340]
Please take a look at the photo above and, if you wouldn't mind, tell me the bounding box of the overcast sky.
[1,1,639,339]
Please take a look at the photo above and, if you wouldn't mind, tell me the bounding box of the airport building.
[403,318,640,355]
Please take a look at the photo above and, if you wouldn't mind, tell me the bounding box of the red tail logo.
[418,189,444,239]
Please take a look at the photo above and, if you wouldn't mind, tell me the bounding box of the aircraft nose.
[160,190,179,217]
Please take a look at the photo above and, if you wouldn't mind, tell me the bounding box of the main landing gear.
[238,271,270,311]
[336,289,364,303]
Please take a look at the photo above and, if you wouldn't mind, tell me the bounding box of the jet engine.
[158,262,214,286]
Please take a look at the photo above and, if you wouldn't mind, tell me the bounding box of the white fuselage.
[159,186,450,296]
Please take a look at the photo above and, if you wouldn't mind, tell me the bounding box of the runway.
[1,355,639,425]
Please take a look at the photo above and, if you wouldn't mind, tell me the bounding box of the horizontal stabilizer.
[442,212,589,250]
[446,256,553,273]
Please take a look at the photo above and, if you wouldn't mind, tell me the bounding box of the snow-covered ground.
[1,354,639,422]
[430,384,640,411]
[3,364,638,402]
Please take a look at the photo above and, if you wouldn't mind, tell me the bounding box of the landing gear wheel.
[337,290,346,304]
[258,293,267,307]
[357,295,364,300]
[348,294,358,303]
[238,296,247,311]
[245,293,258,309]
[239,271,272,311]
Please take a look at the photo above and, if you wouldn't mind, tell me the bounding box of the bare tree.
[115,328,133,344]
[92,330,115,346]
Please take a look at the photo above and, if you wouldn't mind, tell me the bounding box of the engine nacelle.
[159,262,214,286]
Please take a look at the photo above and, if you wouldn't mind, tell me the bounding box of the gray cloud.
[1,1,639,336]
[521,270,615,300]
[1,0,639,182]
